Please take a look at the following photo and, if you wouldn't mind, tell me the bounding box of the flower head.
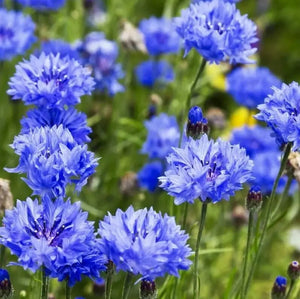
[16,0,66,10]
[159,134,253,204]
[271,276,287,299]
[139,17,181,55]
[227,67,281,108]
[137,161,163,192]
[5,125,98,200]
[141,113,180,159]
[174,0,257,64]
[256,81,300,150]
[0,198,106,286]
[135,60,174,88]
[0,9,36,61]
[97,206,192,280]
[7,53,95,109]
[21,107,91,144]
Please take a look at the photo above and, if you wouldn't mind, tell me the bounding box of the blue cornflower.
[0,9,36,61]
[187,106,209,138]
[0,198,107,286]
[16,0,66,10]
[97,206,192,280]
[256,82,300,151]
[135,60,174,88]
[174,0,257,64]
[7,53,95,109]
[226,67,281,108]
[5,125,98,200]
[137,161,163,192]
[79,32,124,96]
[159,134,253,204]
[139,17,181,55]
[141,113,180,159]
[21,107,92,144]
[38,39,80,60]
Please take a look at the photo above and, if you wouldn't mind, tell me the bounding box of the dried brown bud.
[0,179,13,214]
[150,94,162,106]
[288,152,300,183]
[206,107,226,130]
[231,205,248,229]
[120,172,138,196]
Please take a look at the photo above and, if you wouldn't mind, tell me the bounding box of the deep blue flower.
[137,161,163,192]
[0,198,107,286]
[159,134,253,204]
[79,32,124,96]
[256,82,300,151]
[0,9,36,61]
[97,206,192,280]
[5,125,98,200]
[7,53,95,109]
[174,0,257,64]
[226,67,281,108]
[21,107,92,144]
[38,39,80,60]
[139,17,181,55]
[141,113,180,159]
[272,276,287,298]
[16,0,66,10]
[135,60,174,88]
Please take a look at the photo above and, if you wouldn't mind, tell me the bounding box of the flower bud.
[0,269,12,298]
[287,260,300,280]
[186,106,209,139]
[140,280,157,299]
[246,186,262,211]
[271,276,287,299]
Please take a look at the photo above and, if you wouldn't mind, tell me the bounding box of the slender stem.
[122,272,133,299]
[182,202,189,229]
[244,143,292,297]
[65,280,71,299]
[285,279,295,299]
[193,202,208,299]
[171,276,178,299]
[240,211,254,299]
[0,245,5,267]
[41,268,49,299]
[105,261,114,299]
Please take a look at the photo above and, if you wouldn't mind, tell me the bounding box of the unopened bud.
[186,106,209,139]
[246,186,262,211]
[140,280,157,299]
[287,260,300,280]
[0,179,13,215]
[231,205,248,229]
[0,269,12,299]
[271,276,287,299]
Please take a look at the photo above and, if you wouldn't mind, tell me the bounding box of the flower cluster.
[226,67,281,108]
[256,81,300,150]
[139,17,181,55]
[159,134,253,204]
[6,125,98,200]
[8,53,95,109]
[97,206,192,280]
[135,60,174,88]
[16,0,66,10]
[78,32,124,96]
[0,198,107,286]
[175,0,257,64]
[0,9,36,61]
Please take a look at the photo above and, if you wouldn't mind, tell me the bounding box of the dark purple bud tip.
[246,186,262,211]
[187,106,209,139]
[140,280,157,299]
[287,260,300,280]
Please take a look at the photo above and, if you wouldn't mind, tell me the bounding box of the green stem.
[180,58,207,144]
[105,261,114,299]
[171,276,178,299]
[65,280,71,299]
[182,202,189,230]
[0,245,5,267]
[240,211,254,299]
[122,272,133,299]
[285,279,295,299]
[193,202,208,299]
[41,268,49,299]
[244,143,292,297]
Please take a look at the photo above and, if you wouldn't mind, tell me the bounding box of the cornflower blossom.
[5,125,98,200]
[141,113,180,159]
[159,134,253,204]
[0,9,36,61]
[7,53,95,109]
[21,107,92,144]
[174,0,257,64]
[256,81,300,151]
[16,0,66,10]
[135,60,174,88]
[0,198,107,286]
[226,67,281,108]
[79,32,124,96]
[139,17,181,55]
[97,206,192,280]
[137,161,163,192]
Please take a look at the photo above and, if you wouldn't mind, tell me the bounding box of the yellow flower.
[230,107,257,128]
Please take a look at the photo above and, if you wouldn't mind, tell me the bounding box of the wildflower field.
[0,0,299,298]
